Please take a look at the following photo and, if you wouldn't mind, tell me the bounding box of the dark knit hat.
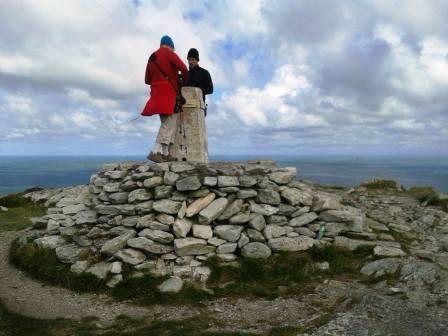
[160,35,174,49]
[187,48,199,61]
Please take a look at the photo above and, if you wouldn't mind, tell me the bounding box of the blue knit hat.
[160,35,174,49]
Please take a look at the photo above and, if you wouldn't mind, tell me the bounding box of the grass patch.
[0,298,60,336]
[10,240,373,307]
[407,186,448,211]
[111,273,212,306]
[2,299,256,336]
[9,240,106,293]
[0,192,47,231]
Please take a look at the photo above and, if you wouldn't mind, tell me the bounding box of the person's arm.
[170,52,188,85]
[203,70,213,95]
[145,58,151,85]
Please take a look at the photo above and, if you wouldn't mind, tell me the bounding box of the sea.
[0,155,447,196]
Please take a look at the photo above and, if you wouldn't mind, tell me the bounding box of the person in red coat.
[142,35,188,163]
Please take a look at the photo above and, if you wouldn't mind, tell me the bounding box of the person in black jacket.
[186,48,213,115]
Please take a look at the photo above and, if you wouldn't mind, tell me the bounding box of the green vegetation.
[0,299,257,336]
[10,238,373,307]
[407,186,448,211]
[0,191,47,231]
[9,240,106,293]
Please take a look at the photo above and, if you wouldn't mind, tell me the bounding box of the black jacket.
[186,65,213,102]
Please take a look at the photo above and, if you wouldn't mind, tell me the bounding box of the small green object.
[317,224,326,240]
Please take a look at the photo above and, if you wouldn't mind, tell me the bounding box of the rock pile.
[21,160,400,288]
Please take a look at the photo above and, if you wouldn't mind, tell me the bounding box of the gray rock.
[103,182,121,193]
[257,189,281,205]
[62,204,86,215]
[268,236,314,252]
[143,176,163,189]
[289,212,318,227]
[248,213,266,231]
[208,237,226,246]
[186,193,216,217]
[171,162,195,173]
[138,229,174,244]
[56,244,89,263]
[192,266,211,282]
[154,185,173,199]
[120,180,139,191]
[229,213,251,224]
[247,229,266,242]
[277,203,296,216]
[127,237,174,254]
[241,242,272,258]
[264,225,288,240]
[155,213,175,225]
[122,216,139,227]
[108,192,129,204]
[269,168,296,184]
[218,199,243,220]
[294,227,316,237]
[70,260,90,274]
[319,208,365,232]
[46,219,60,234]
[73,235,92,247]
[0,205,8,212]
[164,171,180,185]
[105,170,127,180]
[281,188,313,206]
[238,232,250,248]
[192,225,213,240]
[214,225,244,242]
[361,258,402,278]
[153,199,182,214]
[96,205,120,216]
[106,274,123,288]
[100,230,136,256]
[198,198,229,224]
[291,206,310,217]
[115,248,147,265]
[237,189,258,199]
[173,218,193,238]
[177,201,187,219]
[267,215,288,225]
[250,202,278,216]
[312,194,342,211]
[86,262,111,279]
[333,236,375,251]
[111,261,122,274]
[218,176,239,187]
[374,246,406,257]
[34,235,66,249]
[128,189,152,203]
[158,276,183,293]
[135,201,154,214]
[136,214,155,228]
[217,243,237,254]
[203,176,218,186]
[174,238,215,256]
[176,176,202,191]
[239,175,258,187]
[74,210,97,225]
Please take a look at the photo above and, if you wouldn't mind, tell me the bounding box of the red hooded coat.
[141,47,188,116]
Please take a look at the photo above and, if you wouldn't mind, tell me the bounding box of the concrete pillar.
[169,87,209,163]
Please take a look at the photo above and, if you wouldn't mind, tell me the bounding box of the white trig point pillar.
[170,87,209,163]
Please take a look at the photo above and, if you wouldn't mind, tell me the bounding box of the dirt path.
[0,231,198,323]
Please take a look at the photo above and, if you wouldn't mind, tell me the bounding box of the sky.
[0,0,447,156]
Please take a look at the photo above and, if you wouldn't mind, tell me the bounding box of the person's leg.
[148,115,168,162]
[159,114,178,159]
[150,114,177,161]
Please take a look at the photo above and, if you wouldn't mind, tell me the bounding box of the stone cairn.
[25,160,371,289]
